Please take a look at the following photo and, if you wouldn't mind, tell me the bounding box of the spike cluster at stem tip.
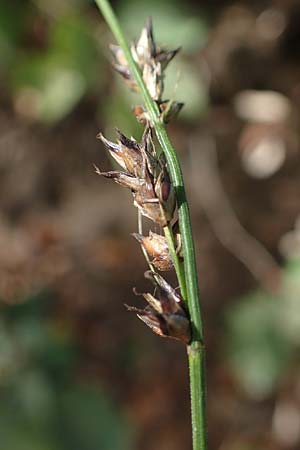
[96,18,190,344]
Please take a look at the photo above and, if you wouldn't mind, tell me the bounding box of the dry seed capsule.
[132,231,173,271]
[126,270,191,344]
[154,167,176,224]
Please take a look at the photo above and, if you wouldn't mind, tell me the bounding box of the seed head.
[110,17,180,101]
[132,231,173,271]
[126,271,191,344]
[97,128,176,226]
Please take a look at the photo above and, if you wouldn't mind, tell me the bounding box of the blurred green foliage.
[0,0,209,125]
[11,14,99,123]
[226,260,300,399]
[0,1,101,123]
[0,292,133,450]
[117,0,208,53]
[0,3,25,68]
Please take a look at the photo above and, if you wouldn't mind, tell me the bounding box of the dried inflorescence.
[132,227,182,272]
[95,127,175,226]
[132,231,173,271]
[97,18,190,343]
[127,271,191,344]
[110,17,179,101]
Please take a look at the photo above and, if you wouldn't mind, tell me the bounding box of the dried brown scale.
[97,130,144,178]
[144,270,185,313]
[125,304,169,339]
[152,255,173,272]
[133,231,169,260]
[132,231,173,271]
[133,100,184,125]
[95,167,143,191]
[155,167,175,214]
[159,100,184,124]
[125,271,191,344]
[140,127,160,178]
[155,47,181,69]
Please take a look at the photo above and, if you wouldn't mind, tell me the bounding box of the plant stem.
[94,1,207,449]
[163,224,187,299]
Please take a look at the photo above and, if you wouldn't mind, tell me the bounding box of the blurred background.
[1,0,300,449]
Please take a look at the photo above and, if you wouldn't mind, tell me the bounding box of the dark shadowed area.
[1,0,300,449]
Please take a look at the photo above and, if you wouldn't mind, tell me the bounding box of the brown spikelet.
[126,271,191,344]
[95,17,190,344]
[132,231,173,271]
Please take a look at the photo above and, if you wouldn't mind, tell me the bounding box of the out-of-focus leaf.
[278,260,300,343]
[58,384,134,450]
[0,319,19,383]
[32,0,78,17]
[164,59,208,121]
[226,291,291,399]
[50,14,100,83]
[1,291,134,450]
[12,54,86,123]
[3,291,77,382]
[0,429,58,450]
[12,316,77,380]
[118,0,209,53]
[226,260,300,399]
[11,14,101,123]
[0,2,25,68]
[102,78,143,137]
[14,370,56,425]
[0,400,59,450]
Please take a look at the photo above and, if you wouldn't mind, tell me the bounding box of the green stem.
[94,1,207,449]
[163,224,186,299]
[188,343,207,450]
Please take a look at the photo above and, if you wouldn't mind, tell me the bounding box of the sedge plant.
[94,1,207,449]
